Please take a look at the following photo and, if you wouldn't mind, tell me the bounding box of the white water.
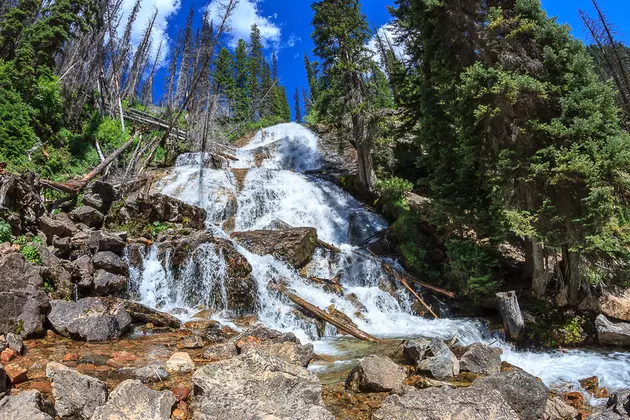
[129,122,630,394]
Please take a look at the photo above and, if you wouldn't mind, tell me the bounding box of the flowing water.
[129,123,630,394]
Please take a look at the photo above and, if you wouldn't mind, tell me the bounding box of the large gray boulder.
[93,269,127,296]
[589,390,630,419]
[0,251,49,337]
[191,349,334,420]
[0,390,54,420]
[417,338,459,380]
[345,355,407,392]
[39,214,78,244]
[543,396,579,420]
[87,231,126,254]
[231,227,318,268]
[402,338,431,364]
[240,340,314,367]
[91,379,176,420]
[599,288,630,322]
[70,206,104,227]
[459,343,503,375]
[472,368,548,420]
[596,314,630,347]
[0,173,45,234]
[47,297,132,342]
[93,251,126,275]
[372,387,518,420]
[119,300,181,329]
[46,361,107,419]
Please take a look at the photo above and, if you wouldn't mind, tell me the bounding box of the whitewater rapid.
[130,123,630,394]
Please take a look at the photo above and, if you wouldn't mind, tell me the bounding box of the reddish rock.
[1,348,17,363]
[578,376,609,398]
[63,353,80,362]
[172,401,190,420]
[173,382,192,402]
[5,364,28,384]
[27,381,52,393]
[562,391,585,410]
[111,351,138,362]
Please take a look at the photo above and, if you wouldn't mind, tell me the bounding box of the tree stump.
[496,291,524,340]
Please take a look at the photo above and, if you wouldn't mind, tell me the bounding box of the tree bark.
[565,247,581,307]
[530,238,548,298]
[496,291,524,340]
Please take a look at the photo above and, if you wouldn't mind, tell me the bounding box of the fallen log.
[382,263,439,319]
[317,239,341,253]
[40,134,138,193]
[272,283,380,343]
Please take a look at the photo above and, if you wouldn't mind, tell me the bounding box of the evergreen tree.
[214,47,235,117]
[233,38,250,121]
[272,51,278,82]
[294,87,302,123]
[248,24,263,118]
[260,59,274,117]
[303,54,319,103]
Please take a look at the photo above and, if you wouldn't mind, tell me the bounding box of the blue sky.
[133,0,629,116]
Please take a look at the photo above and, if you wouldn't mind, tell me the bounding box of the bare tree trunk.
[496,291,524,340]
[565,246,581,306]
[530,238,548,298]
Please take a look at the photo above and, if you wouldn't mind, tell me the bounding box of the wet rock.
[590,390,630,419]
[93,251,126,275]
[240,340,314,367]
[87,231,126,254]
[596,314,630,347]
[39,215,78,244]
[192,349,334,419]
[233,324,300,347]
[48,297,132,342]
[0,173,46,234]
[46,361,107,419]
[459,343,503,375]
[579,376,609,398]
[135,363,169,383]
[179,335,207,349]
[165,352,195,373]
[0,390,54,420]
[372,387,518,420]
[417,339,459,380]
[345,354,407,392]
[182,319,233,341]
[402,338,431,364]
[91,379,176,420]
[599,288,630,322]
[543,396,579,420]
[0,251,49,337]
[231,227,318,268]
[120,300,181,329]
[202,343,238,360]
[93,269,127,295]
[70,206,104,227]
[472,368,548,420]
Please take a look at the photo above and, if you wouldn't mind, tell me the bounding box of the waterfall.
[129,122,630,394]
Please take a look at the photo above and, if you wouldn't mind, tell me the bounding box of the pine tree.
[301,86,311,115]
[248,24,263,119]
[303,54,319,103]
[272,50,278,82]
[214,47,235,117]
[260,59,274,117]
[233,38,250,121]
[294,86,302,123]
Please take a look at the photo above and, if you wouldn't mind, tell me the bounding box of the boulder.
[91,379,176,420]
[417,339,459,380]
[472,368,548,420]
[589,390,630,419]
[134,363,169,383]
[87,231,126,254]
[596,314,630,347]
[47,297,132,341]
[231,227,318,268]
[345,354,407,392]
[182,320,233,341]
[0,173,45,234]
[46,361,107,419]
[70,206,104,227]
[402,338,431,364]
[202,343,238,360]
[179,335,207,349]
[165,352,195,373]
[599,288,630,322]
[89,181,117,213]
[0,390,54,420]
[191,349,334,419]
[543,396,579,420]
[373,387,518,420]
[240,341,314,367]
[39,215,78,244]
[459,343,503,375]
[120,300,181,329]
[0,251,49,337]
[93,270,127,295]
[93,251,126,275]
[83,193,106,213]
[5,333,24,355]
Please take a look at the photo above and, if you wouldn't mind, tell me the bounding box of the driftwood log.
[382,263,439,319]
[496,291,525,340]
[272,284,380,343]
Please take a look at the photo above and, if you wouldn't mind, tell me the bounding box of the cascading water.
[129,122,630,394]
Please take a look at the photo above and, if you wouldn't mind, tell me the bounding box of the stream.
[128,123,630,396]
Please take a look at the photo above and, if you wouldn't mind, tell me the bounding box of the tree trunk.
[530,238,548,298]
[496,291,524,340]
[565,246,581,307]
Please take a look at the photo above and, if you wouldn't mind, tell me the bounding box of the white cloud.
[286,33,301,48]
[367,22,407,66]
[206,0,281,48]
[119,0,182,65]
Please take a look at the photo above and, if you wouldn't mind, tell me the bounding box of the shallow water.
[129,123,630,393]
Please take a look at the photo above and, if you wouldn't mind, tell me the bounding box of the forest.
[1,0,630,310]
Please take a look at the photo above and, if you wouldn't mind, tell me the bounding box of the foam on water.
[129,122,630,393]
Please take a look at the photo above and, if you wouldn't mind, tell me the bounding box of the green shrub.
[20,244,41,264]
[0,218,11,243]
[376,176,414,217]
[445,237,501,301]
